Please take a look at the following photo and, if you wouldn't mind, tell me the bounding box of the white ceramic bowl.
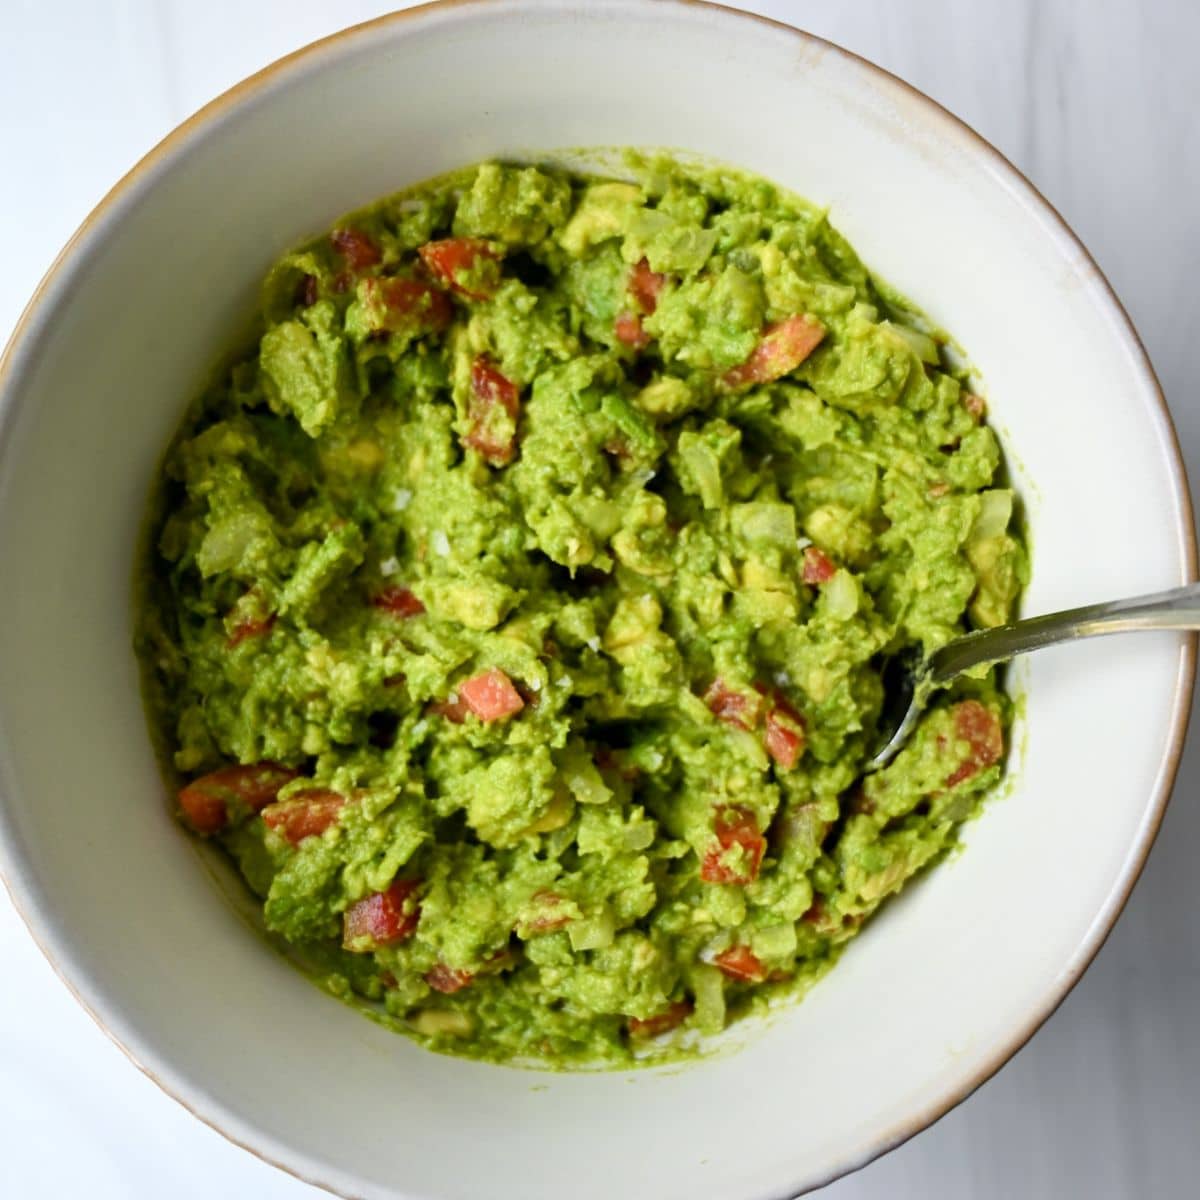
[0,3,1194,1197]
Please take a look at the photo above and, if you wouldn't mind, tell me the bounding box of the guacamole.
[137,156,1026,1066]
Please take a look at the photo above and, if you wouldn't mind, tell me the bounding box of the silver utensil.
[867,582,1200,771]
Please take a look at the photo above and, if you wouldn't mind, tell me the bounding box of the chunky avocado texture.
[137,156,1026,1066]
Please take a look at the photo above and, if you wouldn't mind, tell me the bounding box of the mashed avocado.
[137,157,1027,1066]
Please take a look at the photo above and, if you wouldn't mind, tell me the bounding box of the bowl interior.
[0,3,1191,1199]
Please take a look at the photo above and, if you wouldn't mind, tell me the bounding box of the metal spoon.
[866,581,1200,772]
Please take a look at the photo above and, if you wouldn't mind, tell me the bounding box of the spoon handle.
[927,581,1200,684]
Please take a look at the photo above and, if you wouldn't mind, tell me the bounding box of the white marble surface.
[1,1,1197,1196]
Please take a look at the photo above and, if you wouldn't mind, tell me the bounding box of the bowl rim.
[0,1,1194,1197]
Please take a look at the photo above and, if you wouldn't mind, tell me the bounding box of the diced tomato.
[261,788,346,846]
[713,944,767,983]
[372,585,425,618]
[703,678,749,728]
[418,237,501,300]
[764,711,805,771]
[944,700,1004,787]
[722,313,825,389]
[703,678,761,730]
[343,878,421,950]
[614,310,651,349]
[762,689,805,770]
[360,277,453,336]
[801,545,837,585]
[465,356,521,465]
[425,963,474,994]
[331,228,382,271]
[627,999,693,1038]
[177,788,228,836]
[629,257,666,315]
[457,668,525,722]
[700,805,766,885]
[614,253,665,347]
[471,357,520,416]
[178,762,297,835]
[227,612,275,649]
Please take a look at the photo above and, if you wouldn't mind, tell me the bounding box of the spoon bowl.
[868,581,1200,770]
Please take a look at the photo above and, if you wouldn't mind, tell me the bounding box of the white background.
[1,1,1198,1196]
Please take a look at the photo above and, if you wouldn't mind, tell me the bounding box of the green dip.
[136,156,1027,1066]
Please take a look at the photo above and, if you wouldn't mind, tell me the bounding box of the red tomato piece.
[801,545,837,585]
[764,710,805,771]
[700,805,766,885]
[343,878,421,950]
[722,313,826,389]
[178,762,297,835]
[465,356,521,465]
[177,787,228,836]
[627,1000,693,1038]
[361,277,453,335]
[418,238,501,300]
[703,678,760,730]
[458,668,525,722]
[763,690,806,770]
[424,963,475,994]
[227,612,275,649]
[944,700,1004,787]
[614,311,651,349]
[471,357,520,417]
[713,944,767,983]
[331,228,382,271]
[629,257,666,315]
[372,585,425,618]
[261,788,346,847]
